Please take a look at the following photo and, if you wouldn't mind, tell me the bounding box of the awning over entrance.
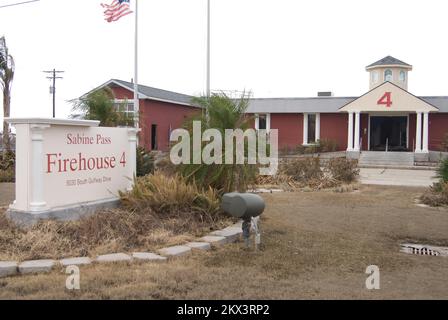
[339,81,438,113]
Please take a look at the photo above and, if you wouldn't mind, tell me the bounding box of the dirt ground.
[1,184,448,299]
[0,183,14,208]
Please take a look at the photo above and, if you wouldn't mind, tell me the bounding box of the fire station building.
[89,56,448,163]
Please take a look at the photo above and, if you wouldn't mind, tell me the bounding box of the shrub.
[435,158,448,183]
[326,158,359,183]
[0,151,14,171]
[317,139,338,153]
[177,92,258,194]
[420,182,448,207]
[136,146,155,177]
[119,172,222,221]
[441,133,448,152]
[280,157,323,183]
[0,168,14,182]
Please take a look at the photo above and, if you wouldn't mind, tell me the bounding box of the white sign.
[6,118,137,220]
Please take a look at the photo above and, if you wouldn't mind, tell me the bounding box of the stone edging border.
[0,221,244,279]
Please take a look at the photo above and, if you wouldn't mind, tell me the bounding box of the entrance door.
[369,116,407,151]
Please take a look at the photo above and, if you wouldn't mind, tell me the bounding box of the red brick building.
[85,57,448,163]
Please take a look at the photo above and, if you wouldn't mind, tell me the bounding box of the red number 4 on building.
[377,92,392,107]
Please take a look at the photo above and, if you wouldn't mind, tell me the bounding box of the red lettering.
[377,92,392,107]
[46,153,58,173]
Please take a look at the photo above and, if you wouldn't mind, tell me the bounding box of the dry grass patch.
[0,173,233,261]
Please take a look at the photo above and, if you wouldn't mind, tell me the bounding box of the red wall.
[429,113,448,151]
[320,113,348,151]
[110,86,199,152]
[270,113,303,150]
[140,100,199,151]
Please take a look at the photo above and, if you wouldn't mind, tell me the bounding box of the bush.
[119,172,222,221]
[326,158,359,183]
[136,146,155,177]
[177,92,258,194]
[0,168,14,182]
[435,158,448,183]
[420,182,448,207]
[280,157,323,183]
[0,151,14,171]
[441,133,448,152]
[317,139,338,153]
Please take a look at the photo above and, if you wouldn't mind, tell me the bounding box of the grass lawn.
[1,184,448,299]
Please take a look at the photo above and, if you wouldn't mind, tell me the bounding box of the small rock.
[158,245,191,257]
[18,259,55,274]
[60,257,92,267]
[132,252,167,262]
[0,261,18,278]
[96,253,132,263]
[185,242,211,251]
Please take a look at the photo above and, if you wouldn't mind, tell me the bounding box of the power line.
[0,0,40,9]
[43,69,64,118]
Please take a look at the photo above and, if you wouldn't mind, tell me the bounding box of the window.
[399,70,406,82]
[113,100,135,119]
[384,69,393,82]
[307,114,316,144]
[371,71,379,84]
[258,115,267,130]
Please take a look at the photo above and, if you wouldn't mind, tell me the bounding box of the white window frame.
[255,113,271,132]
[113,99,135,118]
[303,113,320,145]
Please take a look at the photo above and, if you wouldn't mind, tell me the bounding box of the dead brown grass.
[0,173,233,261]
[1,185,448,299]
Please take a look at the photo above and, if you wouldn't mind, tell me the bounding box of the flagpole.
[133,0,140,142]
[206,0,210,98]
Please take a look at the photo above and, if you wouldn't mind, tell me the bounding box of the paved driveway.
[359,168,437,187]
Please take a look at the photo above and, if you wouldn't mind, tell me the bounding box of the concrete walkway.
[359,168,437,187]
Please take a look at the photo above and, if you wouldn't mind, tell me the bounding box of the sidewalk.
[359,168,437,187]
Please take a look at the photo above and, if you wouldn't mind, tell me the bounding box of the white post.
[303,113,308,145]
[29,124,49,212]
[315,113,320,142]
[266,113,271,133]
[206,0,210,98]
[415,112,422,153]
[347,112,353,151]
[422,112,429,153]
[353,112,360,151]
[127,128,138,191]
[133,0,140,140]
[254,114,259,130]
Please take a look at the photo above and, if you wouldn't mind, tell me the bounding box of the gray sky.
[1,0,448,122]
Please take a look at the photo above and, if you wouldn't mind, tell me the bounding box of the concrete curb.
[0,221,244,278]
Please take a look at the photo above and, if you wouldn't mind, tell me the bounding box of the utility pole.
[43,69,64,118]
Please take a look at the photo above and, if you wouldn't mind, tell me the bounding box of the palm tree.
[70,87,134,127]
[0,36,15,155]
[178,91,258,194]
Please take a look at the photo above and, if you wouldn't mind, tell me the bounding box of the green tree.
[177,92,258,194]
[70,87,134,127]
[0,36,15,155]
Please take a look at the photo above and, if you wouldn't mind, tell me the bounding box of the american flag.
[101,0,133,23]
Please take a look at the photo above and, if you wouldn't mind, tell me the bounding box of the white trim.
[422,112,429,153]
[303,113,308,145]
[367,114,370,151]
[80,79,195,107]
[347,112,354,151]
[315,113,320,141]
[415,112,422,153]
[353,112,360,151]
[5,118,99,127]
[406,114,409,149]
[254,113,259,130]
